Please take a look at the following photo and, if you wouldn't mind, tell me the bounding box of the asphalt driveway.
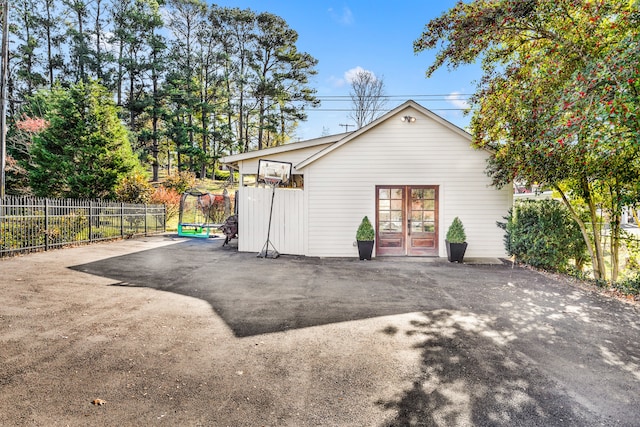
[1,235,639,426]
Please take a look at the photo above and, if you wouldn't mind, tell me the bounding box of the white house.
[220,100,512,259]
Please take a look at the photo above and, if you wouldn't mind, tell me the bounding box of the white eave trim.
[219,132,352,165]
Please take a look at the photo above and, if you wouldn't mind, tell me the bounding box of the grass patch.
[192,178,239,194]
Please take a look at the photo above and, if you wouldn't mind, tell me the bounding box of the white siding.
[238,187,304,255]
[304,107,511,258]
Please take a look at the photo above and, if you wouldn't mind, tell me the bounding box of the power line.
[313,94,473,99]
[224,94,473,102]
[309,108,470,112]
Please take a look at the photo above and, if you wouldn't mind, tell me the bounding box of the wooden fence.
[0,196,166,257]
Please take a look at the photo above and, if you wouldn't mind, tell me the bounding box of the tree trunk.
[93,0,103,82]
[555,184,599,278]
[279,107,286,146]
[609,183,622,282]
[611,213,620,282]
[257,98,265,150]
[151,69,159,182]
[583,179,606,281]
[45,0,54,86]
[200,111,208,179]
[76,6,85,81]
[128,45,135,130]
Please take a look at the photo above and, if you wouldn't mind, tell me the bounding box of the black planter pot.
[446,241,468,263]
[357,240,374,260]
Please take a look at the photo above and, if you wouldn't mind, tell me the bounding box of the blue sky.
[210,1,480,140]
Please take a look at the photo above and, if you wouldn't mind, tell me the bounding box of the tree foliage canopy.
[4,0,319,189]
[28,80,140,199]
[415,0,640,281]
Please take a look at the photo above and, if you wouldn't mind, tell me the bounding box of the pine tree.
[29,80,140,199]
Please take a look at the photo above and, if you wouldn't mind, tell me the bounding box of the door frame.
[375,185,439,257]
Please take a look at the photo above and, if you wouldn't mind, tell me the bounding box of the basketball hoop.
[256,159,292,258]
[257,160,292,259]
[258,177,281,258]
[263,177,282,188]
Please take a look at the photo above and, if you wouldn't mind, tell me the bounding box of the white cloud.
[328,6,354,25]
[344,66,377,84]
[328,67,378,88]
[446,92,470,110]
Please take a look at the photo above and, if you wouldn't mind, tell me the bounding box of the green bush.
[356,216,375,241]
[446,217,466,243]
[115,173,154,203]
[214,169,229,180]
[498,199,586,272]
[1,210,89,252]
[611,274,640,296]
[163,171,197,194]
[213,169,239,181]
[0,222,44,251]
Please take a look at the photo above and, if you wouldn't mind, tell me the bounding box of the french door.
[376,186,439,256]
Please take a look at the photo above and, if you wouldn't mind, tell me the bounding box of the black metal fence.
[0,196,166,258]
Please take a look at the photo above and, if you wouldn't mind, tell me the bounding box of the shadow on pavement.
[70,238,462,337]
[376,310,594,426]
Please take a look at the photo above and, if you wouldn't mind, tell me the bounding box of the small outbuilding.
[221,100,512,259]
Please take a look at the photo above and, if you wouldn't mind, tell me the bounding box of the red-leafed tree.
[415,0,640,281]
[15,115,50,133]
[3,115,52,195]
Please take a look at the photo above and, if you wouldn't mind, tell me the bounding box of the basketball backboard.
[257,159,292,185]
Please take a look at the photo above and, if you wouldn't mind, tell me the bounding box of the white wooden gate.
[237,187,304,255]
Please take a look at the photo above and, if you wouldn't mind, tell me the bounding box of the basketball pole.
[258,180,280,259]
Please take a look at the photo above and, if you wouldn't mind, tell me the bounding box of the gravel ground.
[1,235,639,426]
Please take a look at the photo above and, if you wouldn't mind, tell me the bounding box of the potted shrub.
[356,216,375,260]
[445,217,467,263]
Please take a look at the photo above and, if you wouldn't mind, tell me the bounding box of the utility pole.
[0,0,8,199]
[338,123,354,132]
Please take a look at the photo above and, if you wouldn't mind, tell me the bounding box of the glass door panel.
[407,186,438,256]
[376,187,405,255]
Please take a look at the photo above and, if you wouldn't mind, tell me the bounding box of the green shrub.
[1,221,44,251]
[47,212,89,244]
[498,199,586,272]
[611,274,640,296]
[214,169,229,180]
[115,173,154,203]
[163,171,197,194]
[446,217,466,243]
[213,169,239,181]
[356,216,375,241]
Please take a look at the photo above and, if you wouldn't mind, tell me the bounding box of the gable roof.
[220,100,475,170]
[295,100,471,170]
[219,132,352,166]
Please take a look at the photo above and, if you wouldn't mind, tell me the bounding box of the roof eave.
[219,132,352,165]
